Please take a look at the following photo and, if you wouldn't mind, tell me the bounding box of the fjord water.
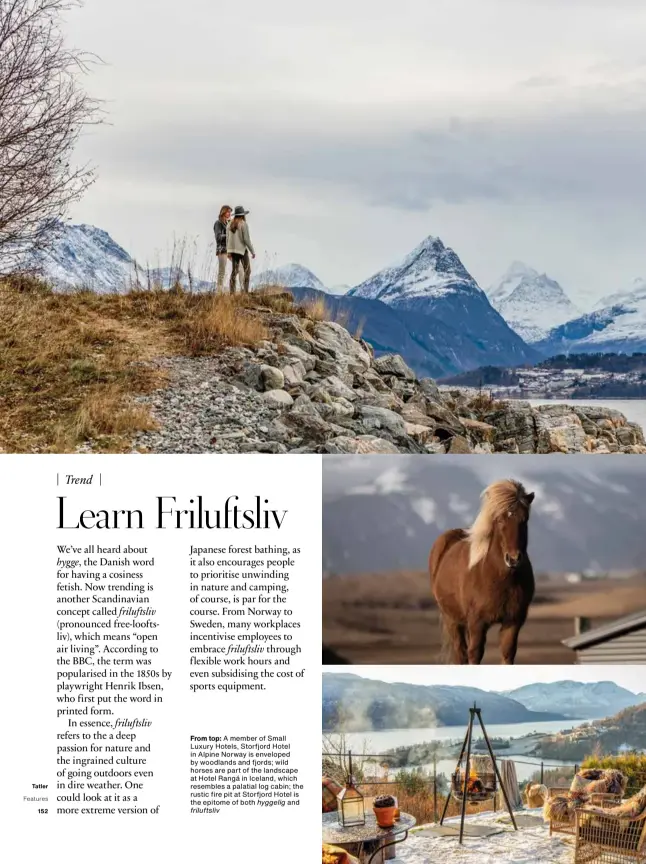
[341,718,584,751]
[336,718,597,783]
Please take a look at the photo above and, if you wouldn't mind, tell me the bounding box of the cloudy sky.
[335,666,645,693]
[322,455,646,573]
[65,0,646,304]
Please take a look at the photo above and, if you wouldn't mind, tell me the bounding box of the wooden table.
[322,812,416,863]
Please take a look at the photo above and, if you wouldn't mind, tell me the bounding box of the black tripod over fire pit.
[439,703,518,845]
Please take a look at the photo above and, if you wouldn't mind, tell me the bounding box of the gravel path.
[133,354,298,453]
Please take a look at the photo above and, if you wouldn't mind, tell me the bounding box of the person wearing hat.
[226,205,255,293]
[213,204,232,291]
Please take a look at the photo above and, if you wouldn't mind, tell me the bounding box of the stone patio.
[394,809,572,863]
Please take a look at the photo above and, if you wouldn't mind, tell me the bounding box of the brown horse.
[429,479,535,665]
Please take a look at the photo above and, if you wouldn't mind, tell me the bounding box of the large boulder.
[419,378,442,401]
[573,405,628,426]
[373,353,416,380]
[321,375,357,402]
[447,435,473,454]
[324,435,400,454]
[534,405,587,454]
[261,389,293,407]
[280,342,315,371]
[312,321,372,372]
[424,401,465,436]
[357,405,407,437]
[282,409,345,443]
[459,417,496,444]
[483,401,536,454]
[282,360,306,387]
[260,365,285,391]
[317,398,355,421]
[400,403,437,428]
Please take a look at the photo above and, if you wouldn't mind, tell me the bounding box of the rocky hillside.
[322,673,566,732]
[134,290,646,455]
[539,702,646,761]
[288,285,516,378]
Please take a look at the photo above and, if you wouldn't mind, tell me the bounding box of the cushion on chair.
[322,776,343,813]
[322,844,357,864]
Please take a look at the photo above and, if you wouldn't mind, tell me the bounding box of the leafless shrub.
[0,0,102,273]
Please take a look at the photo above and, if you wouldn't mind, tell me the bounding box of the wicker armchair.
[574,800,646,863]
[547,788,623,838]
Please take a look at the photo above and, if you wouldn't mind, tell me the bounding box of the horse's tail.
[429,529,467,664]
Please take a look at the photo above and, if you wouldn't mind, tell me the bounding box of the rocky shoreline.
[133,300,646,455]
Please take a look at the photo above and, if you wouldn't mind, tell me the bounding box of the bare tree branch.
[0,0,102,273]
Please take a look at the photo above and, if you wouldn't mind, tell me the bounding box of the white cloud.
[374,466,410,495]
[346,465,412,497]
[536,497,565,520]
[448,494,473,518]
[411,498,437,525]
[62,0,646,299]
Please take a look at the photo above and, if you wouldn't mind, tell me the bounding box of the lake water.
[527,398,646,433]
[333,718,594,783]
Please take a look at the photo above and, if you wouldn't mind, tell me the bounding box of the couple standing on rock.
[213,205,256,294]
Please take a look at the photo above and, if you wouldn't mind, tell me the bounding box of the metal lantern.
[337,751,365,827]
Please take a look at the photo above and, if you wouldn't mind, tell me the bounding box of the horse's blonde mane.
[467,479,528,569]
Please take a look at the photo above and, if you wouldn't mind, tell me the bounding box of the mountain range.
[14,222,646,373]
[501,681,646,720]
[322,455,646,575]
[22,223,213,292]
[322,673,568,732]
[537,278,646,356]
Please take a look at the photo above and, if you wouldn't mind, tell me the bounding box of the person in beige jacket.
[226,205,255,293]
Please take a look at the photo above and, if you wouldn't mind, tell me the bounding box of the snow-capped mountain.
[20,223,214,292]
[487,262,581,343]
[328,283,350,296]
[487,260,533,305]
[595,277,646,311]
[502,681,646,720]
[538,277,646,355]
[350,235,483,305]
[25,223,139,291]
[252,263,326,292]
[348,235,537,367]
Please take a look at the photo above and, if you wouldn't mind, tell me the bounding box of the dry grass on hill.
[0,276,318,453]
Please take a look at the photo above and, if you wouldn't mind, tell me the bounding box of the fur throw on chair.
[525,783,548,809]
[572,769,627,798]
[585,785,646,820]
[544,769,627,823]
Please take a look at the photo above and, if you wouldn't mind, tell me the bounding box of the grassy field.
[322,571,646,664]
[0,276,327,453]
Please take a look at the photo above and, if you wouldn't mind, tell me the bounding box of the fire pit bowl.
[451,770,497,803]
